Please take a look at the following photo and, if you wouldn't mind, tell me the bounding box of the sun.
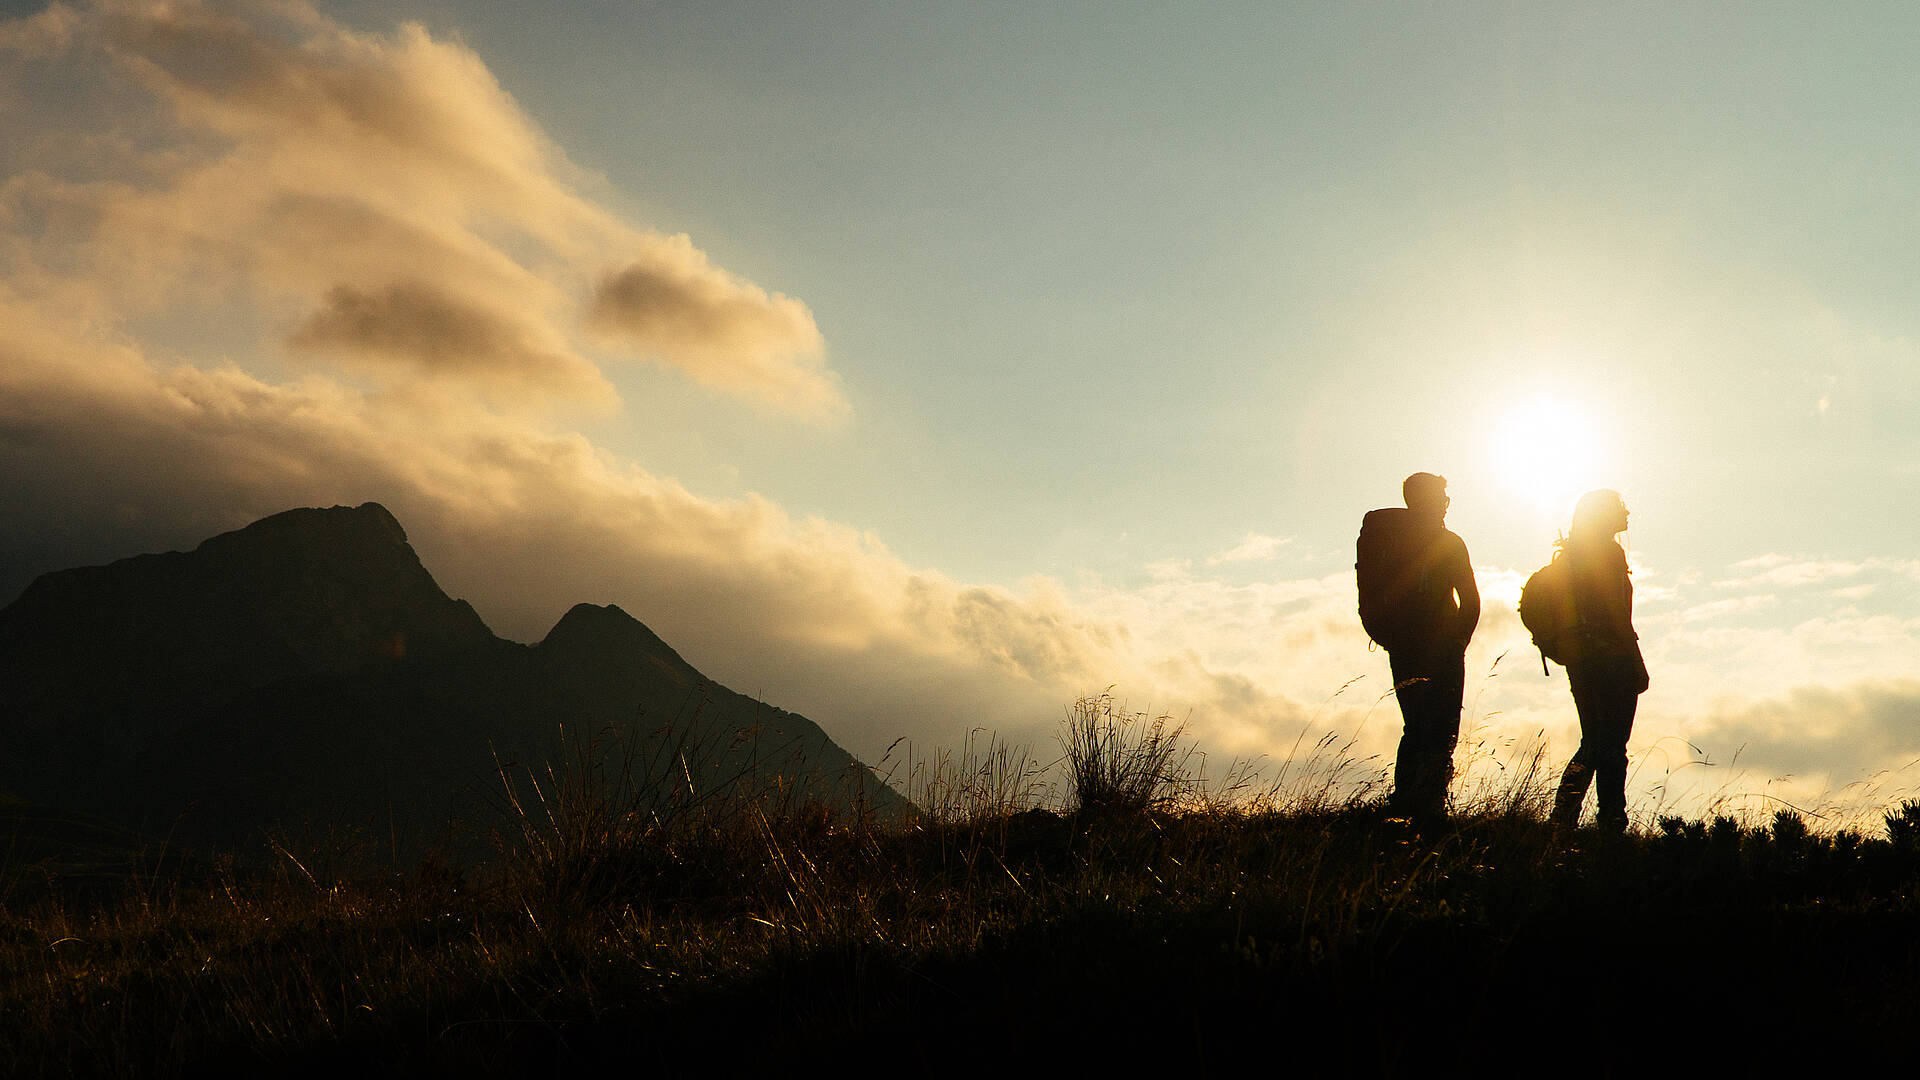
[1486,393,1608,516]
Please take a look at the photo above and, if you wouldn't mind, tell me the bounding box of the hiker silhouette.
[1355,472,1480,825]
[1546,489,1649,833]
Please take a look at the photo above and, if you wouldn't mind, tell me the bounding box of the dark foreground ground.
[4,793,1919,1076]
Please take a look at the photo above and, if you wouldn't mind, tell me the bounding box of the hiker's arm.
[1453,543,1480,647]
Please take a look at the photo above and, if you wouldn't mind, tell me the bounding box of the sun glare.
[1486,394,1608,517]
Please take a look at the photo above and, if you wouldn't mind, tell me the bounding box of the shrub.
[1771,808,1810,850]
[1885,799,1920,849]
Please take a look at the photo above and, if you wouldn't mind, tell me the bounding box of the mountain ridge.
[0,503,908,856]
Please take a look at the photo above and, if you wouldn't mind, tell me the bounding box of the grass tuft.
[1059,691,1195,817]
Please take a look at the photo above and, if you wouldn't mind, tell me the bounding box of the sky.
[6,0,1920,824]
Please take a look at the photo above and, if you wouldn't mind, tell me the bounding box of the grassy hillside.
[5,698,1920,1075]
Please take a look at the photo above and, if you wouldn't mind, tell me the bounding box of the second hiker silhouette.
[1356,473,1481,826]
[1545,489,1649,833]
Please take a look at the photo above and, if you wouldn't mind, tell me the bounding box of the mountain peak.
[538,602,696,682]
[199,502,408,554]
[0,501,495,739]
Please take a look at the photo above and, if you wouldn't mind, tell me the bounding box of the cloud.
[1725,554,1920,589]
[1205,532,1289,566]
[0,3,78,57]
[1669,682,1920,824]
[589,236,843,420]
[1723,558,1866,588]
[1690,681,1920,777]
[1678,595,1779,623]
[289,281,611,401]
[1,0,833,415]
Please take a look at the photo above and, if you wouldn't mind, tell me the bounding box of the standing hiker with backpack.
[1527,489,1649,834]
[1355,472,1481,826]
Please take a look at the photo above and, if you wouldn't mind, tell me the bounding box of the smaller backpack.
[1518,551,1578,674]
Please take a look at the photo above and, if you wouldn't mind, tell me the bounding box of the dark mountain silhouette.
[0,503,908,858]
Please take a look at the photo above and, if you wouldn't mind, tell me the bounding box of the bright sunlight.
[1485,393,1610,517]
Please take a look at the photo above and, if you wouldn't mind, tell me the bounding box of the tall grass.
[881,727,1045,823]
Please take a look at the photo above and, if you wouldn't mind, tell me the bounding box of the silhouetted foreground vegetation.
[7,701,1920,1075]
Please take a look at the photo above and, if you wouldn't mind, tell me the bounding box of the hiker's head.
[1572,488,1629,540]
[1402,472,1449,523]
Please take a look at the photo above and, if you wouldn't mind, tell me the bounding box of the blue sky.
[6,1,1920,821]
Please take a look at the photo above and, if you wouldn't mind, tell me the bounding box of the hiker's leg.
[1388,650,1427,815]
[1390,650,1462,822]
[1422,652,1464,818]
[1567,661,1637,832]
[1551,759,1592,829]
[1592,673,1639,832]
[1556,670,1604,829]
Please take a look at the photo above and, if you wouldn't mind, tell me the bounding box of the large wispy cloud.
[1,0,839,416]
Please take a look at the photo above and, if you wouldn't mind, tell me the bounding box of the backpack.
[1518,551,1578,674]
[1354,507,1420,650]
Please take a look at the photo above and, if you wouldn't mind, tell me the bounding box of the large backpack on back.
[1354,507,1422,651]
[1518,551,1578,672]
